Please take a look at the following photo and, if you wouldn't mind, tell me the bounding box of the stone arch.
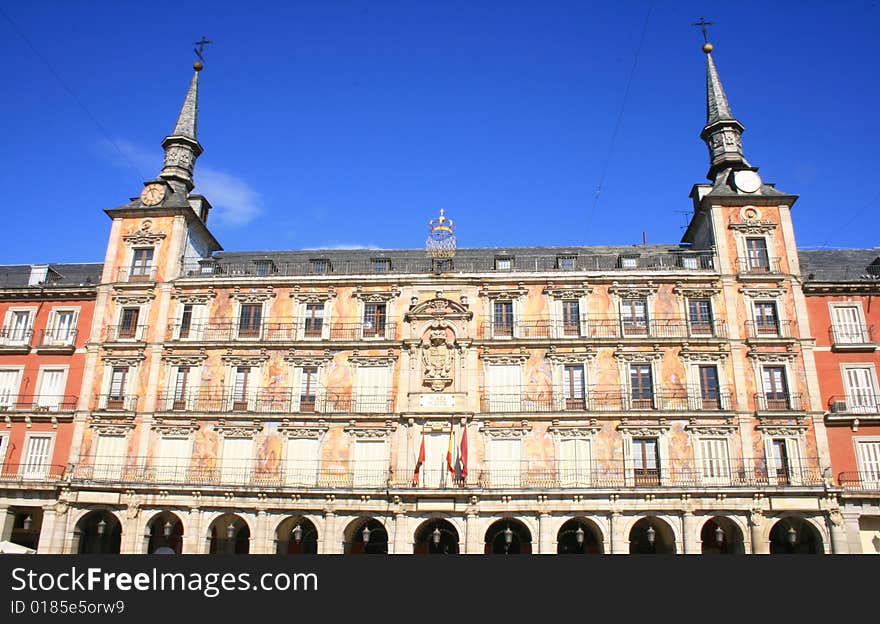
[557,517,604,554]
[699,515,745,554]
[275,515,319,554]
[484,517,532,554]
[343,517,388,554]
[413,517,460,554]
[768,515,825,554]
[73,509,123,554]
[144,511,184,554]
[628,516,676,554]
[206,513,250,554]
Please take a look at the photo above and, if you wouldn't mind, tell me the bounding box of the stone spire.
[699,42,751,181]
[159,62,205,192]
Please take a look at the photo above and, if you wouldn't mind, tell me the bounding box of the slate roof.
[798,248,880,283]
[0,263,103,289]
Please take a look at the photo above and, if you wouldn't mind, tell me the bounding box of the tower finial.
[158,48,206,192]
[193,35,211,72]
[426,208,456,259]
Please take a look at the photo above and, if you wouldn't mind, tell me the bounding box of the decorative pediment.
[153,418,199,436]
[546,346,596,363]
[480,421,532,438]
[544,282,593,299]
[111,289,155,305]
[353,286,401,303]
[172,287,217,304]
[122,222,167,246]
[282,350,333,366]
[231,286,276,303]
[221,349,270,367]
[548,419,601,437]
[679,344,729,361]
[101,352,146,367]
[756,417,808,436]
[685,417,737,436]
[279,419,329,439]
[290,286,336,303]
[739,286,786,299]
[405,297,472,321]
[672,282,721,298]
[747,348,797,362]
[608,281,658,298]
[729,220,777,235]
[216,419,263,438]
[90,415,136,436]
[350,350,398,367]
[613,344,664,362]
[344,422,395,439]
[617,418,670,436]
[480,348,530,365]
[478,282,528,300]
[162,349,208,366]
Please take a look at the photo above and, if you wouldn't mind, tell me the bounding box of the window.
[632,438,659,485]
[363,303,386,338]
[299,305,323,339]
[767,438,799,485]
[0,432,7,464]
[107,367,128,409]
[486,364,522,412]
[630,363,654,409]
[493,301,514,338]
[698,365,721,410]
[118,308,140,339]
[310,259,330,274]
[371,258,390,273]
[93,434,126,480]
[621,298,648,335]
[843,366,878,414]
[832,305,869,344]
[285,437,320,486]
[130,248,154,280]
[432,258,453,272]
[254,260,275,276]
[753,302,779,336]
[232,367,251,411]
[354,365,391,412]
[688,299,713,335]
[558,437,591,487]
[488,437,522,487]
[762,366,789,410]
[0,369,22,409]
[156,436,191,482]
[562,300,580,337]
[745,237,770,271]
[698,438,730,484]
[179,304,193,339]
[238,303,262,338]
[299,367,318,412]
[619,255,638,269]
[563,365,585,410]
[47,310,76,344]
[36,368,66,410]
[856,440,880,483]
[557,255,576,270]
[172,367,190,410]
[3,311,31,344]
[21,434,53,480]
[681,255,699,270]
[221,437,253,485]
[351,438,389,487]
[495,257,512,271]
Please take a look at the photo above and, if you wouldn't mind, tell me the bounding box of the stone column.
[682,511,699,554]
[749,510,768,554]
[828,510,849,555]
[392,511,409,554]
[609,512,627,554]
[319,510,337,554]
[465,511,481,554]
[537,512,552,554]
[183,508,203,554]
[0,506,15,541]
[843,510,864,554]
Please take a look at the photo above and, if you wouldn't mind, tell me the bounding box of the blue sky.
[0,1,877,264]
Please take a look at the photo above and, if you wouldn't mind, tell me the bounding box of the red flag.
[459,423,468,482]
[446,426,455,475]
[413,433,425,485]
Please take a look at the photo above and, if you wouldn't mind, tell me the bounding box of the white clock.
[733,170,762,194]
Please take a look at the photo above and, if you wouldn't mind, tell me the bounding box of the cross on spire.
[193,35,212,62]
[692,17,713,43]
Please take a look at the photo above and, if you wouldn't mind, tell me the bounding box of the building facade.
[1,41,872,554]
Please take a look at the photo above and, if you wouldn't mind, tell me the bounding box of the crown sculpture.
[426,208,456,259]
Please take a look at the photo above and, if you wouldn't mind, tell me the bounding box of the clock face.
[733,170,762,194]
[140,184,165,206]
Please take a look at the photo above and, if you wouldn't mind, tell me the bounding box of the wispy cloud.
[97,138,264,227]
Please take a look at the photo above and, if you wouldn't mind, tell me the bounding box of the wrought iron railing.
[827,395,880,415]
[0,327,33,347]
[481,387,733,413]
[156,389,393,414]
[754,392,803,412]
[837,471,880,492]
[830,324,875,346]
[116,266,157,282]
[37,327,78,347]
[745,320,793,339]
[0,463,67,483]
[102,323,148,342]
[165,318,397,342]
[94,394,139,411]
[737,257,782,275]
[0,395,78,413]
[479,317,727,340]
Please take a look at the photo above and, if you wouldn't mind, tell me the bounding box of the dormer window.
[371,258,390,273]
[130,248,154,281]
[495,257,512,272]
[310,259,331,274]
[557,255,576,270]
[433,258,453,272]
[619,255,638,269]
[254,260,275,276]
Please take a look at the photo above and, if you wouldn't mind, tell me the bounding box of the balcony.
[830,325,876,351]
[116,266,157,283]
[755,392,803,412]
[837,471,880,493]
[737,257,782,276]
[0,327,33,353]
[165,317,397,342]
[95,394,139,411]
[745,320,793,340]
[0,395,78,413]
[0,463,67,484]
[68,457,824,491]
[827,394,880,416]
[479,317,727,341]
[481,387,733,413]
[36,328,78,353]
[102,323,148,342]
[156,388,393,414]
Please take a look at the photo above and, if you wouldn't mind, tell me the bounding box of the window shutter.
[321,301,332,339]
[559,438,591,486]
[857,441,880,482]
[93,434,126,481]
[0,369,22,407]
[786,438,803,486]
[833,306,863,343]
[156,437,191,482]
[22,435,52,479]
[355,366,391,413]
[285,437,320,486]
[845,367,877,413]
[489,438,521,487]
[487,364,521,411]
[289,366,304,412]
[221,437,253,485]
[352,438,388,487]
[37,369,66,409]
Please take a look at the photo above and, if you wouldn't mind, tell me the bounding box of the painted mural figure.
[422,325,454,392]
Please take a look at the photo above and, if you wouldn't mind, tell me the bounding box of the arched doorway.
[629,517,675,554]
[275,516,319,554]
[9,508,42,551]
[145,512,184,554]
[557,518,603,554]
[769,517,823,554]
[700,516,744,554]
[208,514,250,554]
[484,519,532,554]
[75,510,122,554]
[414,519,459,554]
[344,518,388,554]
